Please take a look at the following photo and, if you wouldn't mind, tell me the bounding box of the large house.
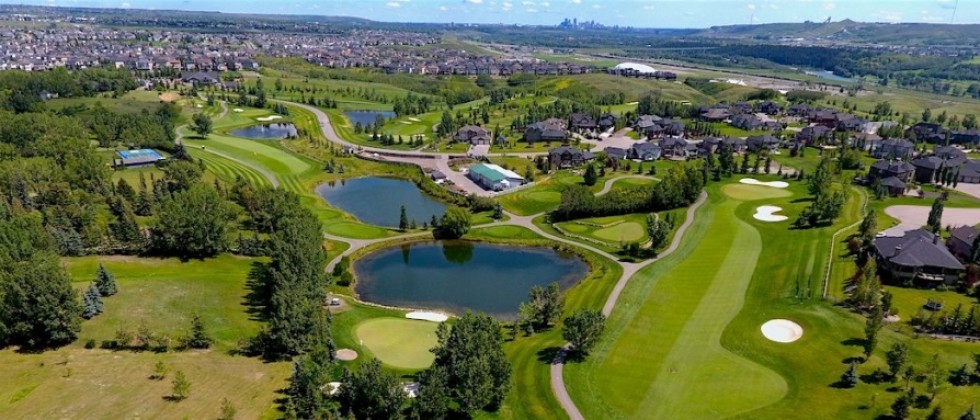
[871,138,915,160]
[634,115,684,139]
[597,113,617,132]
[660,137,692,159]
[548,146,595,169]
[874,229,965,285]
[569,113,596,132]
[911,156,947,184]
[525,118,567,143]
[746,135,780,153]
[629,142,662,161]
[948,225,979,262]
[796,125,832,145]
[869,159,915,196]
[467,163,525,191]
[453,125,491,145]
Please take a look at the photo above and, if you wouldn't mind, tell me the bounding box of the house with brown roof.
[453,125,491,145]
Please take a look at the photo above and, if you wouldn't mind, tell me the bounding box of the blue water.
[344,110,397,127]
[315,177,446,227]
[354,241,588,319]
[804,69,853,83]
[228,123,297,139]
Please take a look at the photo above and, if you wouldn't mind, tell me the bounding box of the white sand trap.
[406,311,449,322]
[401,121,412,125]
[754,206,788,222]
[407,117,421,122]
[233,108,244,113]
[740,178,789,189]
[195,104,203,108]
[326,382,342,395]
[336,348,358,361]
[255,115,283,122]
[761,319,803,343]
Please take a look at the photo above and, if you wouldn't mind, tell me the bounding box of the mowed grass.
[565,196,786,419]
[0,255,291,419]
[354,318,438,370]
[722,182,794,201]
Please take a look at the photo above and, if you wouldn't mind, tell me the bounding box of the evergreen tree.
[927,406,944,420]
[399,205,409,231]
[286,344,333,419]
[961,406,978,420]
[928,197,946,233]
[413,365,450,419]
[171,370,191,401]
[183,314,213,349]
[583,164,598,186]
[95,264,118,296]
[891,387,914,419]
[336,359,404,420]
[1,253,82,348]
[951,364,972,386]
[81,283,104,319]
[431,313,511,413]
[886,343,909,382]
[434,206,471,240]
[841,362,859,388]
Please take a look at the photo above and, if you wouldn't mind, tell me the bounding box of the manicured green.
[354,318,438,370]
[722,182,794,201]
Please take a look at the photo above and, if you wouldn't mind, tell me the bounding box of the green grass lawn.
[0,254,291,419]
[354,318,438,370]
[722,182,795,201]
[47,89,171,114]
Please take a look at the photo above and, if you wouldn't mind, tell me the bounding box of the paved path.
[956,183,980,201]
[595,175,657,196]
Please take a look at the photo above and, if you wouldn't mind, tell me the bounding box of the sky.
[15,0,979,28]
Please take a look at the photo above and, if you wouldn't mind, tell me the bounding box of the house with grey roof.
[948,225,979,262]
[874,229,965,285]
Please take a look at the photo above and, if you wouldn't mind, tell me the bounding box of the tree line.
[551,164,704,221]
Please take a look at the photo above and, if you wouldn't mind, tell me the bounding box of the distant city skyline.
[9,0,978,28]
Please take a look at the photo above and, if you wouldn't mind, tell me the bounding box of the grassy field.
[354,318,438,370]
[47,89,172,114]
[0,255,291,420]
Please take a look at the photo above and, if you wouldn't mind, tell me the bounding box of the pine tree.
[81,283,104,319]
[961,405,978,420]
[171,370,191,401]
[841,361,859,388]
[583,164,598,186]
[398,205,409,231]
[184,314,213,349]
[95,264,118,296]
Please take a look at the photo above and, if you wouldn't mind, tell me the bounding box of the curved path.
[595,175,658,196]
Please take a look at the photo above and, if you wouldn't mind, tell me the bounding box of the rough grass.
[0,254,291,419]
[354,318,438,370]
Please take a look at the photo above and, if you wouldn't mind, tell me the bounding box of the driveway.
[883,205,980,236]
[956,183,980,201]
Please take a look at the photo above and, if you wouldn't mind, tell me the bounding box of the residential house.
[629,142,662,161]
[730,114,765,131]
[467,163,524,191]
[660,137,690,159]
[548,146,595,169]
[869,160,915,182]
[948,225,979,262]
[874,229,965,285]
[604,147,628,161]
[569,113,596,132]
[700,107,730,122]
[956,160,980,184]
[180,71,219,85]
[453,125,491,145]
[908,122,946,143]
[746,135,780,153]
[796,125,832,146]
[758,101,783,115]
[871,139,915,160]
[911,156,946,184]
[597,113,617,132]
[952,129,980,146]
[525,118,567,143]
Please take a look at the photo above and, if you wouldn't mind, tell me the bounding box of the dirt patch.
[157,92,180,102]
[336,348,358,361]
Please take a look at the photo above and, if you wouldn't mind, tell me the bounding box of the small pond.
[353,241,589,319]
[345,110,397,127]
[804,69,853,83]
[316,177,446,227]
[229,123,297,139]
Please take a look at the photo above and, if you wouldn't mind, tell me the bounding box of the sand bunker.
[233,108,244,113]
[407,117,421,122]
[326,382,342,395]
[740,178,789,189]
[754,206,788,222]
[406,311,449,322]
[403,382,420,398]
[158,92,180,102]
[195,104,203,108]
[336,348,358,361]
[256,115,283,122]
[761,319,803,343]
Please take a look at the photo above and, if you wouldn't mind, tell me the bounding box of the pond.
[316,177,447,227]
[353,241,589,319]
[228,123,297,139]
[345,110,397,127]
[804,69,853,83]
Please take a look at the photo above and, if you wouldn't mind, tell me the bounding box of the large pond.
[316,177,446,227]
[345,110,397,127]
[229,123,297,139]
[353,241,589,319]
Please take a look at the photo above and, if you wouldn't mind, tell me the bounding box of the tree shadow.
[860,369,889,384]
[242,261,271,321]
[537,346,562,364]
[913,395,932,409]
[162,395,185,403]
[841,337,865,347]
[842,355,865,364]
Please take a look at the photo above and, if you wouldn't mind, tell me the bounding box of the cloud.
[642,4,654,10]
[502,1,512,10]
[522,0,534,5]
[592,4,601,9]
[769,3,779,10]
[874,10,902,22]
[526,7,538,12]
[440,5,448,10]
[570,0,581,4]
[822,2,836,11]
[747,3,756,10]
[540,1,550,6]
[386,1,400,7]
[466,0,483,4]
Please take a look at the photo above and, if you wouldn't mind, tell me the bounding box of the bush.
[337,271,353,287]
[84,339,97,349]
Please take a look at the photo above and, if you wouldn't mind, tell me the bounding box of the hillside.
[700,20,980,46]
